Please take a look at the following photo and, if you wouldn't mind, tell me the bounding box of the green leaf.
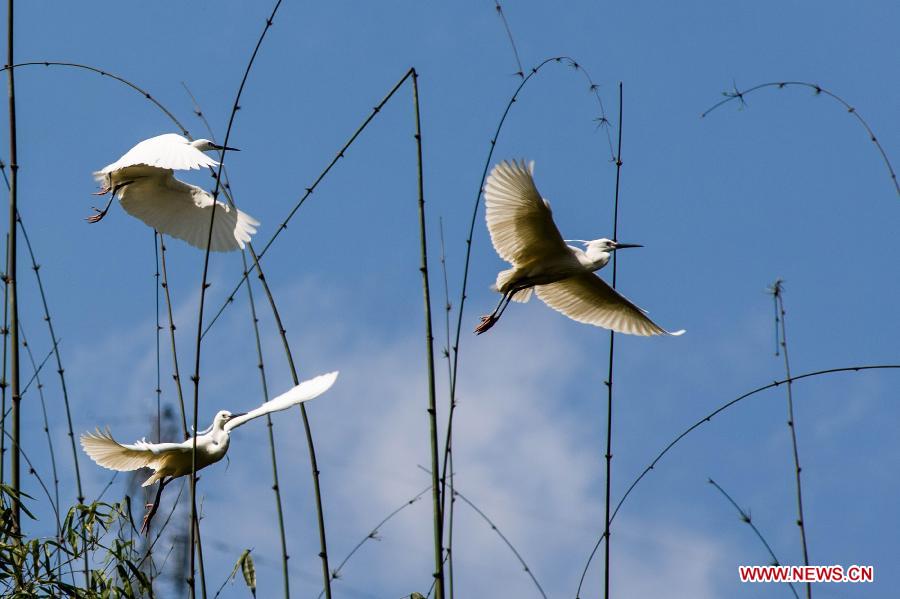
[239,549,256,598]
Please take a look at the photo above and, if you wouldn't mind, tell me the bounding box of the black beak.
[612,242,643,250]
[230,412,247,419]
[211,143,240,152]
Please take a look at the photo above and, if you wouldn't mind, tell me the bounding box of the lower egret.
[475,160,684,336]
[81,371,338,532]
[91,134,258,252]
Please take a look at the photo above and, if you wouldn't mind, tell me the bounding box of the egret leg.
[474,285,528,335]
[86,180,132,224]
[141,477,169,535]
[93,173,112,195]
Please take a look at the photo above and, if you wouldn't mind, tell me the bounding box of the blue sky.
[3,1,899,597]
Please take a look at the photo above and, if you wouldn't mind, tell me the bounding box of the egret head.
[191,139,240,153]
[568,238,643,253]
[212,410,246,430]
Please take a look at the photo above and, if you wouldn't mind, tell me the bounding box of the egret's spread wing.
[226,371,339,432]
[483,160,569,266]
[80,429,189,472]
[99,134,218,174]
[119,175,259,252]
[535,273,684,336]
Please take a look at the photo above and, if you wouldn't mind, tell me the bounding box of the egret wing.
[80,429,189,472]
[119,175,259,252]
[535,273,684,336]
[483,160,569,266]
[226,371,339,432]
[98,134,218,174]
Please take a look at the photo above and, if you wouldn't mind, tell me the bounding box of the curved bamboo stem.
[575,363,900,597]
[701,81,897,196]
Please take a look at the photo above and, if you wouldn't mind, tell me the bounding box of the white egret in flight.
[81,371,338,531]
[91,133,259,251]
[475,160,684,336]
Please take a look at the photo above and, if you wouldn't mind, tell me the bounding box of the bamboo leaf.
[240,549,256,598]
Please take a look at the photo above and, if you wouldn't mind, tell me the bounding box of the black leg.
[141,477,168,535]
[86,180,132,224]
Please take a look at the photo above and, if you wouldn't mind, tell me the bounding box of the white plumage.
[91,133,259,252]
[80,371,338,487]
[475,160,683,336]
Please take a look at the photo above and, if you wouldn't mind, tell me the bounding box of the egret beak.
[211,143,240,152]
[612,242,643,250]
[230,412,247,419]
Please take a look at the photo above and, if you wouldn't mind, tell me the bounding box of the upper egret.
[91,133,259,252]
[475,160,684,336]
[80,371,338,531]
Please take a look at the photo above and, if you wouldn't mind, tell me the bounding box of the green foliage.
[0,484,154,598]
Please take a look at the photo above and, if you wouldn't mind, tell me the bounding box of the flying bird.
[81,371,338,532]
[91,133,259,251]
[475,160,684,336]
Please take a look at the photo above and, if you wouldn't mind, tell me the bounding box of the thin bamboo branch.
[19,323,62,568]
[318,485,431,598]
[575,363,900,597]
[436,220,456,599]
[187,5,282,598]
[602,82,624,599]
[440,55,615,537]
[200,69,416,340]
[701,80,898,196]
[491,1,524,78]
[453,489,547,599]
[15,210,87,581]
[0,61,189,136]
[154,231,162,442]
[771,280,811,599]
[181,82,291,597]
[158,235,188,438]
[707,478,800,599]
[241,250,291,598]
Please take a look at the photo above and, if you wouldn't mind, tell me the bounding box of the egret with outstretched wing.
[475,160,683,336]
[81,371,338,531]
[90,133,259,252]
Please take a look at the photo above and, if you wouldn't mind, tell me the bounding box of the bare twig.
[491,1,524,77]
[453,490,548,599]
[318,485,431,598]
[708,478,800,599]
[702,81,898,196]
[770,280,811,598]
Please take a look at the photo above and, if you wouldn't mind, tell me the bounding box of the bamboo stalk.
[6,0,21,539]
[180,82,293,597]
[188,5,283,598]
[0,232,7,485]
[411,68,444,599]
[602,81,624,599]
[771,281,811,599]
[241,250,291,598]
